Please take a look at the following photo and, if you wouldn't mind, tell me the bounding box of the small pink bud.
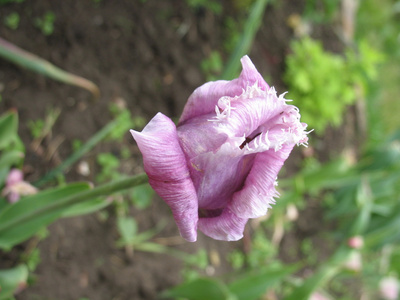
[2,168,38,203]
[6,168,23,186]
[347,235,364,249]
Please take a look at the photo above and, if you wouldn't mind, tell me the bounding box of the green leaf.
[161,277,236,300]
[61,197,111,218]
[0,183,90,249]
[284,246,351,300]
[221,0,270,79]
[228,265,299,300]
[116,216,137,246]
[0,111,18,150]
[130,184,154,210]
[0,37,99,99]
[0,150,24,169]
[35,118,120,186]
[0,264,28,300]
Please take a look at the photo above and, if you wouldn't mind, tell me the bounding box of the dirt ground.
[0,1,350,299]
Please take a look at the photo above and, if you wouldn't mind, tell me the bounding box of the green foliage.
[357,0,400,136]
[185,0,222,15]
[0,111,24,186]
[228,249,245,270]
[0,182,91,250]
[221,0,269,80]
[115,215,169,256]
[222,17,241,53]
[285,37,355,133]
[21,248,41,272]
[163,264,299,300]
[0,265,28,300]
[162,277,235,300]
[116,216,138,246]
[108,102,145,142]
[247,230,277,268]
[303,0,340,23]
[4,12,20,29]
[285,37,383,134]
[129,184,154,210]
[96,153,120,183]
[34,12,55,36]
[27,119,45,139]
[201,51,223,81]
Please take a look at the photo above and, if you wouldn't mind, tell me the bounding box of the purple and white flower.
[131,56,309,242]
[2,169,38,203]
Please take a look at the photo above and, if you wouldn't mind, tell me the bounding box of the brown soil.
[0,1,348,299]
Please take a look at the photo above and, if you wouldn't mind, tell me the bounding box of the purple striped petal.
[130,113,199,242]
[197,207,248,241]
[179,55,269,124]
[179,80,243,124]
[239,55,269,91]
[230,145,293,218]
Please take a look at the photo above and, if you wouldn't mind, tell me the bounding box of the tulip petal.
[230,144,293,218]
[217,89,288,139]
[239,55,269,91]
[179,55,269,124]
[130,113,199,242]
[179,80,243,124]
[198,208,248,241]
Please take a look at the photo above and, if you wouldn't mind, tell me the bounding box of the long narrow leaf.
[161,277,236,300]
[0,264,28,300]
[34,118,120,186]
[0,174,148,249]
[284,246,351,300]
[0,183,91,249]
[0,111,18,149]
[221,0,270,79]
[0,36,99,99]
[229,264,300,300]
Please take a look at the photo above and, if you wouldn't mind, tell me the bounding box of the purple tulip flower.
[131,56,309,242]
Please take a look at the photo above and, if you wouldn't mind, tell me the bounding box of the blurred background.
[0,0,399,299]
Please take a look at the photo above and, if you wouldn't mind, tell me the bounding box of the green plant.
[27,119,45,140]
[0,111,25,186]
[34,12,55,36]
[0,37,99,98]
[284,37,356,133]
[180,249,209,281]
[162,264,299,300]
[4,12,20,30]
[0,265,28,299]
[303,0,340,23]
[185,0,222,15]
[96,153,120,183]
[115,216,170,257]
[108,102,145,142]
[201,51,223,81]
[129,184,154,210]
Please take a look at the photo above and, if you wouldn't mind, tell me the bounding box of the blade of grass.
[34,118,120,187]
[0,36,99,99]
[0,173,148,236]
[221,0,270,79]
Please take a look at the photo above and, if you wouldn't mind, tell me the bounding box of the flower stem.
[49,173,149,210]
